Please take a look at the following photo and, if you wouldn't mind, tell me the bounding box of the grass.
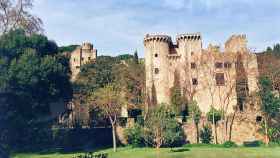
[12,146,280,158]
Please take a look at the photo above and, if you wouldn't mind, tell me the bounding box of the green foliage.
[223,141,237,148]
[58,45,79,53]
[0,30,72,150]
[243,140,264,147]
[200,125,213,144]
[0,29,58,60]
[259,76,280,118]
[124,123,145,147]
[189,101,201,125]
[207,107,222,124]
[143,104,184,148]
[265,43,280,56]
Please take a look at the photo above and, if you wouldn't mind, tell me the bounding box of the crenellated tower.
[144,34,172,105]
[176,33,202,59]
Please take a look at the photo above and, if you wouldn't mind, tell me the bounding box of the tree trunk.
[196,123,199,143]
[264,117,269,146]
[229,110,236,141]
[112,124,117,152]
[214,123,218,144]
[212,112,217,144]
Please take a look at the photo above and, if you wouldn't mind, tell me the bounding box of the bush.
[200,125,213,144]
[223,141,237,148]
[243,140,264,147]
[143,104,185,148]
[124,124,144,147]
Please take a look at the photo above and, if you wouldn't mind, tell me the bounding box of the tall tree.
[90,84,125,152]
[0,30,72,150]
[0,0,43,34]
[189,101,201,143]
[207,107,222,144]
[259,76,280,145]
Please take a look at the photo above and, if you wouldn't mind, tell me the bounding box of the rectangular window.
[224,62,232,68]
[75,66,80,69]
[155,68,159,74]
[191,62,196,69]
[192,78,198,85]
[215,62,223,68]
[216,73,225,86]
[88,57,91,60]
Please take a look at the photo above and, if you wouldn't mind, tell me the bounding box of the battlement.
[144,34,172,43]
[176,33,202,41]
[82,42,93,50]
[225,34,248,53]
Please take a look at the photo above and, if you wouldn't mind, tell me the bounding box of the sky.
[32,0,280,57]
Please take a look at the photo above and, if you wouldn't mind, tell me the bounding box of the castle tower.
[144,34,171,105]
[176,33,202,59]
[70,42,97,81]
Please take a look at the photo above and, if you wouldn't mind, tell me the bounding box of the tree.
[74,54,145,125]
[0,0,43,34]
[189,101,201,143]
[0,31,72,150]
[90,84,125,152]
[207,107,222,144]
[143,104,184,148]
[0,29,58,61]
[133,50,139,64]
[259,76,280,145]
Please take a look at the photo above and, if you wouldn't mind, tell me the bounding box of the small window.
[256,116,262,122]
[155,54,158,57]
[81,57,84,61]
[191,62,196,69]
[192,78,198,85]
[76,66,80,69]
[216,73,225,86]
[155,68,159,74]
[191,51,194,56]
[215,62,223,68]
[73,58,76,62]
[88,57,91,60]
[224,62,232,68]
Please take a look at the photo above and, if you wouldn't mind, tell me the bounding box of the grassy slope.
[13,147,280,158]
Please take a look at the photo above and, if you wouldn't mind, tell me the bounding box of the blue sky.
[32,0,280,57]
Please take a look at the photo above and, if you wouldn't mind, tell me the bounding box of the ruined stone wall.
[183,109,264,145]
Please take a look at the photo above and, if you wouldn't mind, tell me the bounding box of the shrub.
[143,104,185,148]
[200,125,213,144]
[124,123,144,147]
[223,141,237,148]
[243,140,264,147]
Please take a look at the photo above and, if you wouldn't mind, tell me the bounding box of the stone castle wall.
[70,42,97,81]
[144,33,259,114]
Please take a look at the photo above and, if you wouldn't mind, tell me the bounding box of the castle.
[144,33,263,144]
[70,42,97,80]
[144,33,259,114]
